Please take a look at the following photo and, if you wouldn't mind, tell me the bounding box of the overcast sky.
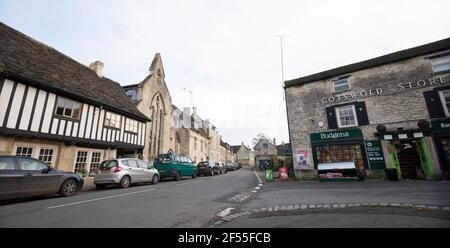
[1,0,450,147]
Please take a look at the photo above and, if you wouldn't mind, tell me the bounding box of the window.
[16,147,33,157]
[336,105,358,128]
[126,89,138,101]
[262,143,268,149]
[18,157,48,171]
[125,118,138,133]
[137,160,149,169]
[439,90,450,117]
[55,97,81,119]
[333,78,350,93]
[0,157,15,170]
[38,148,54,166]
[105,112,121,129]
[89,152,102,175]
[431,55,450,73]
[75,151,88,174]
[194,138,198,150]
[126,159,138,168]
[315,144,365,170]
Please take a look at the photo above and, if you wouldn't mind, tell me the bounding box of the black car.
[197,161,220,176]
[226,163,236,171]
[0,156,84,201]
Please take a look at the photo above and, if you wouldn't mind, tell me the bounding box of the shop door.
[395,141,421,179]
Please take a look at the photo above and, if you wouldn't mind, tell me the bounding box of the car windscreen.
[99,160,118,169]
[155,155,171,164]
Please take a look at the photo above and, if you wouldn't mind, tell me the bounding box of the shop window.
[89,152,102,175]
[333,78,350,93]
[75,151,88,174]
[125,118,138,133]
[335,105,358,128]
[38,148,54,166]
[16,146,33,157]
[439,89,450,117]
[315,144,365,169]
[105,112,121,129]
[55,96,81,120]
[431,55,450,73]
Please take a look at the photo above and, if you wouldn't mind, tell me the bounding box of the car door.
[136,160,153,182]
[18,157,61,197]
[125,159,142,183]
[0,157,22,201]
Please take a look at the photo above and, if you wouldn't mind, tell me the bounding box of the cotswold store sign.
[310,129,363,142]
[321,76,446,104]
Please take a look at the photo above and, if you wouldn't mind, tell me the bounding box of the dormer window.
[126,89,138,101]
[333,78,350,93]
[431,55,450,73]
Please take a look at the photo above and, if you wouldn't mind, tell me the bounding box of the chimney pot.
[89,61,104,77]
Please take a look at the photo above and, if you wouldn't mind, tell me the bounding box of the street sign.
[365,140,386,169]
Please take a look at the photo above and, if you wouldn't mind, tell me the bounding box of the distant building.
[232,142,254,166]
[253,137,277,169]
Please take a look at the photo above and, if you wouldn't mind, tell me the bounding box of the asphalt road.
[0,167,259,228]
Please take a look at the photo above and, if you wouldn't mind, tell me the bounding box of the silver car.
[94,158,159,189]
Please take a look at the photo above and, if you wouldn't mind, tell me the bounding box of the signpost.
[365,140,386,169]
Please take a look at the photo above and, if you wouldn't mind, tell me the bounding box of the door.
[395,141,422,179]
[125,159,141,183]
[136,160,153,182]
[0,157,22,201]
[17,157,61,196]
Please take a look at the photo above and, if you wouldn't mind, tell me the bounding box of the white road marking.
[254,171,263,184]
[255,187,261,190]
[176,180,203,186]
[47,188,156,209]
[217,207,235,217]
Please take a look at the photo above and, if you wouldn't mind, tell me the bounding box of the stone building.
[285,37,450,180]
[208,125,222,162]
[219,141,234,164]
[232,142,254,166]
[0,23,149,175]
[122,54,173,163]
[253,137,278,170]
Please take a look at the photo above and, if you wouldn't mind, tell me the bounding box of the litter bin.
[385,168,399,181]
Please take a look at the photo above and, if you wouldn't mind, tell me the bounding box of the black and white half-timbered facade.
[0,22,150,175]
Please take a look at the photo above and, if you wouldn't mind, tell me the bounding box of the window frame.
[439,89,450,117]
[125,118,138,133]
[431,54,450,73]
[332,78,351,93]
[104,111,122,129]
[335,104,359,128]
[55,96,82,120]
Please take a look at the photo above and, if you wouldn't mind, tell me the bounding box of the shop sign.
[431,118,450,130]
[310,129,363,142]
[365,140,386,170]
[294,149,313,170]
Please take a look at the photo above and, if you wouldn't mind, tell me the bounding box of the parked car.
[197,161,220,176]
[235,162,241,170]
[154,153,197,181]
[226,163,236,171]
[0,156,84,201]
[218,163,227,174]
[94,158,159,189]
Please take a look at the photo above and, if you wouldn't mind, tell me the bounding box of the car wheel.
[120,176,131,188]
[192,171,197,179]
[95,184,106,190]
[59,179,79,197]
[174,171,181,181]
[151,175,158,184]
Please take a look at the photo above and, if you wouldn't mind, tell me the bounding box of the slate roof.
[285,37,450,88]
[0,22,149,122]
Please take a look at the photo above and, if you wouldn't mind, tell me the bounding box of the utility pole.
[274,34,287,100]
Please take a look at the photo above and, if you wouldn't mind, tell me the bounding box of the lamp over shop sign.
[321,76,446,104]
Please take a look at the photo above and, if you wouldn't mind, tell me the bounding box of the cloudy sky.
[1,0,450,147]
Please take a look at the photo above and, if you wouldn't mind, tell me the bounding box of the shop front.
[310,129,368,181]
[432,118,450,179]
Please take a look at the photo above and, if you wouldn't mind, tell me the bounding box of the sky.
[1,0,450,147]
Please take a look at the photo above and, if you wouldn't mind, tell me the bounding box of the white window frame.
[332,78,350,93]
[73,149,104,176]
[13,143,58,167]
[105,111,121,129]
[335,105,358,128]
[439,89,450,117]
[125,118,138,133]
[431,55,450,73]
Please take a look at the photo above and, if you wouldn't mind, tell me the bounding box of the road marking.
[254,171,263,184]
[228,193,252,202]
[47,188,156,209]
[254,187,261,190]
[217,207,235,217]
[176,180,203,186]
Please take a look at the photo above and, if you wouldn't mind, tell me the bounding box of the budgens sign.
[310,129,363,142]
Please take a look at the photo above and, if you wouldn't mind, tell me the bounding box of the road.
[0,168,259,228]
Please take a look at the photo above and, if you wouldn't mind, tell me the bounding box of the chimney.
[273,138,276,145]
[183,107,191,117]
[241,142,244,146]
[192,107,197,115]
[89,61,104,77]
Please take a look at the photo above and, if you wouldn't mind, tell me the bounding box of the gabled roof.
[231,145,241,154]
[0,22,149,122]
[285,37,450,88]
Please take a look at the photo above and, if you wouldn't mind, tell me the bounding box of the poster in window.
[295,149,313,170]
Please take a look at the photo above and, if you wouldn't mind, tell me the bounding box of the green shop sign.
[431,118,450,130]
[310,129,363,142]
[365,140,386,170]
